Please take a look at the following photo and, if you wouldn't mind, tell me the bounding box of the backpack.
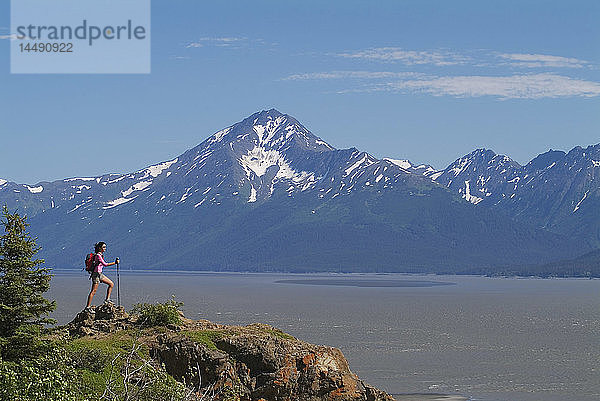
[85,253,98,274]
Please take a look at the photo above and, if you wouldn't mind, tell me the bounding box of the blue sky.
[1,0,599,184]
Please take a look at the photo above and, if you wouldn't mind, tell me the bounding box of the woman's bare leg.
[87,283,99,308]
[101,276,114,301]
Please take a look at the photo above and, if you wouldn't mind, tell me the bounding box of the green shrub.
[0,348,78,401]
[132,297,184,327]
[65,332,190,401]
[67,340,114,373]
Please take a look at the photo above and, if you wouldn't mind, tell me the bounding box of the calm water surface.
[48,271,600,401]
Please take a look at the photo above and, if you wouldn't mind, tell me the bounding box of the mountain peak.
[472,147,493,154]
[204,109,334,154]
[463,148,520,167]
[467,148,496,159]
[525,149,566,172]
[244,108,285,122]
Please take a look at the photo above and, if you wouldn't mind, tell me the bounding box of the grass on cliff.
[247,324,295,341]
[182,325,295,351]
[181,329,237,350]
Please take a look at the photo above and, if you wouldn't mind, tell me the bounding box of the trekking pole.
[116,259,121,307]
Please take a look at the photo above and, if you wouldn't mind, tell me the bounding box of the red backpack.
[85,253,98,274]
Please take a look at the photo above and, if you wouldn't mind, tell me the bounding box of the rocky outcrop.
[67,303,131,336]
[66,304,395,401]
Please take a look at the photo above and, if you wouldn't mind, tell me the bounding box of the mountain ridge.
[423,142,600,247]
[0,109,594,274]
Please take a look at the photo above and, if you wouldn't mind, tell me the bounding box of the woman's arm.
[97,254,112,267]
[97,254,119,267]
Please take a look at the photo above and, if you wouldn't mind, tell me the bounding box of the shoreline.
[392,395,469,401]
[49,268,599,280]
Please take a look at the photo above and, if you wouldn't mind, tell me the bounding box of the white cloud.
[497,53,589,69]
[286,47,600,99]
[337,47,471,66]
[372,74,600,99]
[186,37,248,48]
[336,47,593,71]
[282,70,424,81]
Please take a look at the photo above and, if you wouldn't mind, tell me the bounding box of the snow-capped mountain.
[427,148,523,206]
[0,109,585,272]
[421,145,600,246]
[0,109,431,217]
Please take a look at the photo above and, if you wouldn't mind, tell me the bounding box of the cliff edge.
[64,303,395,401]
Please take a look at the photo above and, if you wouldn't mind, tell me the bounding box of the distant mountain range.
[427,145,600,248]
[0,109,597,276]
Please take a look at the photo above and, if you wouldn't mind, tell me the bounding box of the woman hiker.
[85,241,119,311]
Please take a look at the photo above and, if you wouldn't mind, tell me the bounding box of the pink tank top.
[95,253,109,273]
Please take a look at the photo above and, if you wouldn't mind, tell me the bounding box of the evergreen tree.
[0,206,56,359]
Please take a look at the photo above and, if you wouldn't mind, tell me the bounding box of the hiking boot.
[104,299,114,305]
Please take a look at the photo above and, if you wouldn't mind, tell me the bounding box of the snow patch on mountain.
[210,127,233,143]
[384,158,412,170]
[0,179,7,186]
[415,165,438,176]
[26,185,43,194]
[177,187,193,204]
[449,158,471,176]
[103,195,137,209]
[315,139,334,149]
[64,177,96,182]
[68,198,94,213]
[240,147,282,177]
[194,198,206,208]
[253,116,287,146]
[74,185,91,193]
[122,181,152,197]
[248,185,257,203]
[462,180,483,205]
[239,146,315,185]
[107,175,128,184]
[102,180,153,209]
[142,158,179,178]
[573,190,589,213]
[426,171,441,180]
[345,154,375,176]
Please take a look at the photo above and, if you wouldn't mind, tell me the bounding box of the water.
[48,271,600,401]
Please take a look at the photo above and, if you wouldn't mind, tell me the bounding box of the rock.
[152,324,395,401]
[66,302,131,336]
[152,333,252,399]
[95,302,128,320]
[166,323,183,331]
